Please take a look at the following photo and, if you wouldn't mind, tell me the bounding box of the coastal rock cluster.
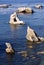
[9,4,44,25]
[0,3,44,54]
[8,4,44,54]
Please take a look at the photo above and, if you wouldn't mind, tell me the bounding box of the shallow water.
[0,0,44,65]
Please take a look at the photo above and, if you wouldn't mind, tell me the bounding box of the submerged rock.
[37,51,44,54]
[28,45,33,48]
[17,51,28,57]
[26,26,44,43]
[16,7,34,14]
[5,42,14,54]
[9,12,24,25]
[0,4,11,8]
[35,4,43,9]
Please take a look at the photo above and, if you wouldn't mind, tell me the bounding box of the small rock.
[35,4,43,9]
[37,51,44,54]
[0,4,11,8]
[5,42,14,54]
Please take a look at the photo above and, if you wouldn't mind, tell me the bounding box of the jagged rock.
[26,26,44,43]
[9,12,24,25]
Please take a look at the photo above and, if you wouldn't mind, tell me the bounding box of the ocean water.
[0,0,44,65]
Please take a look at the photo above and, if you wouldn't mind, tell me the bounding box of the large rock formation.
[5,42,14,54]
[26,26,44,43]
[9,12,24,25]
[16,7,34,14]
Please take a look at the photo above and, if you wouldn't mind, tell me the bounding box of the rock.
[35,4,43,9]
[28,45,33,48]
[16,7,34,14]
[18,51,28,57]
[0,4,11,8]
[9,12,24,25]
[5,42,14,54]
[32,56,36,59]
[37,51,44,54]
[26,26,44,43]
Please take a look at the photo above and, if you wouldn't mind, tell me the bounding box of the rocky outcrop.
[16,7,34,14]
[26,26,44,43]
[9,12,24,25]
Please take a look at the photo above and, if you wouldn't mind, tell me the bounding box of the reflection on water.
[25,41,41,65]
[6,54,14,65]
[10,24,20,31]
[9,24,20,40]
